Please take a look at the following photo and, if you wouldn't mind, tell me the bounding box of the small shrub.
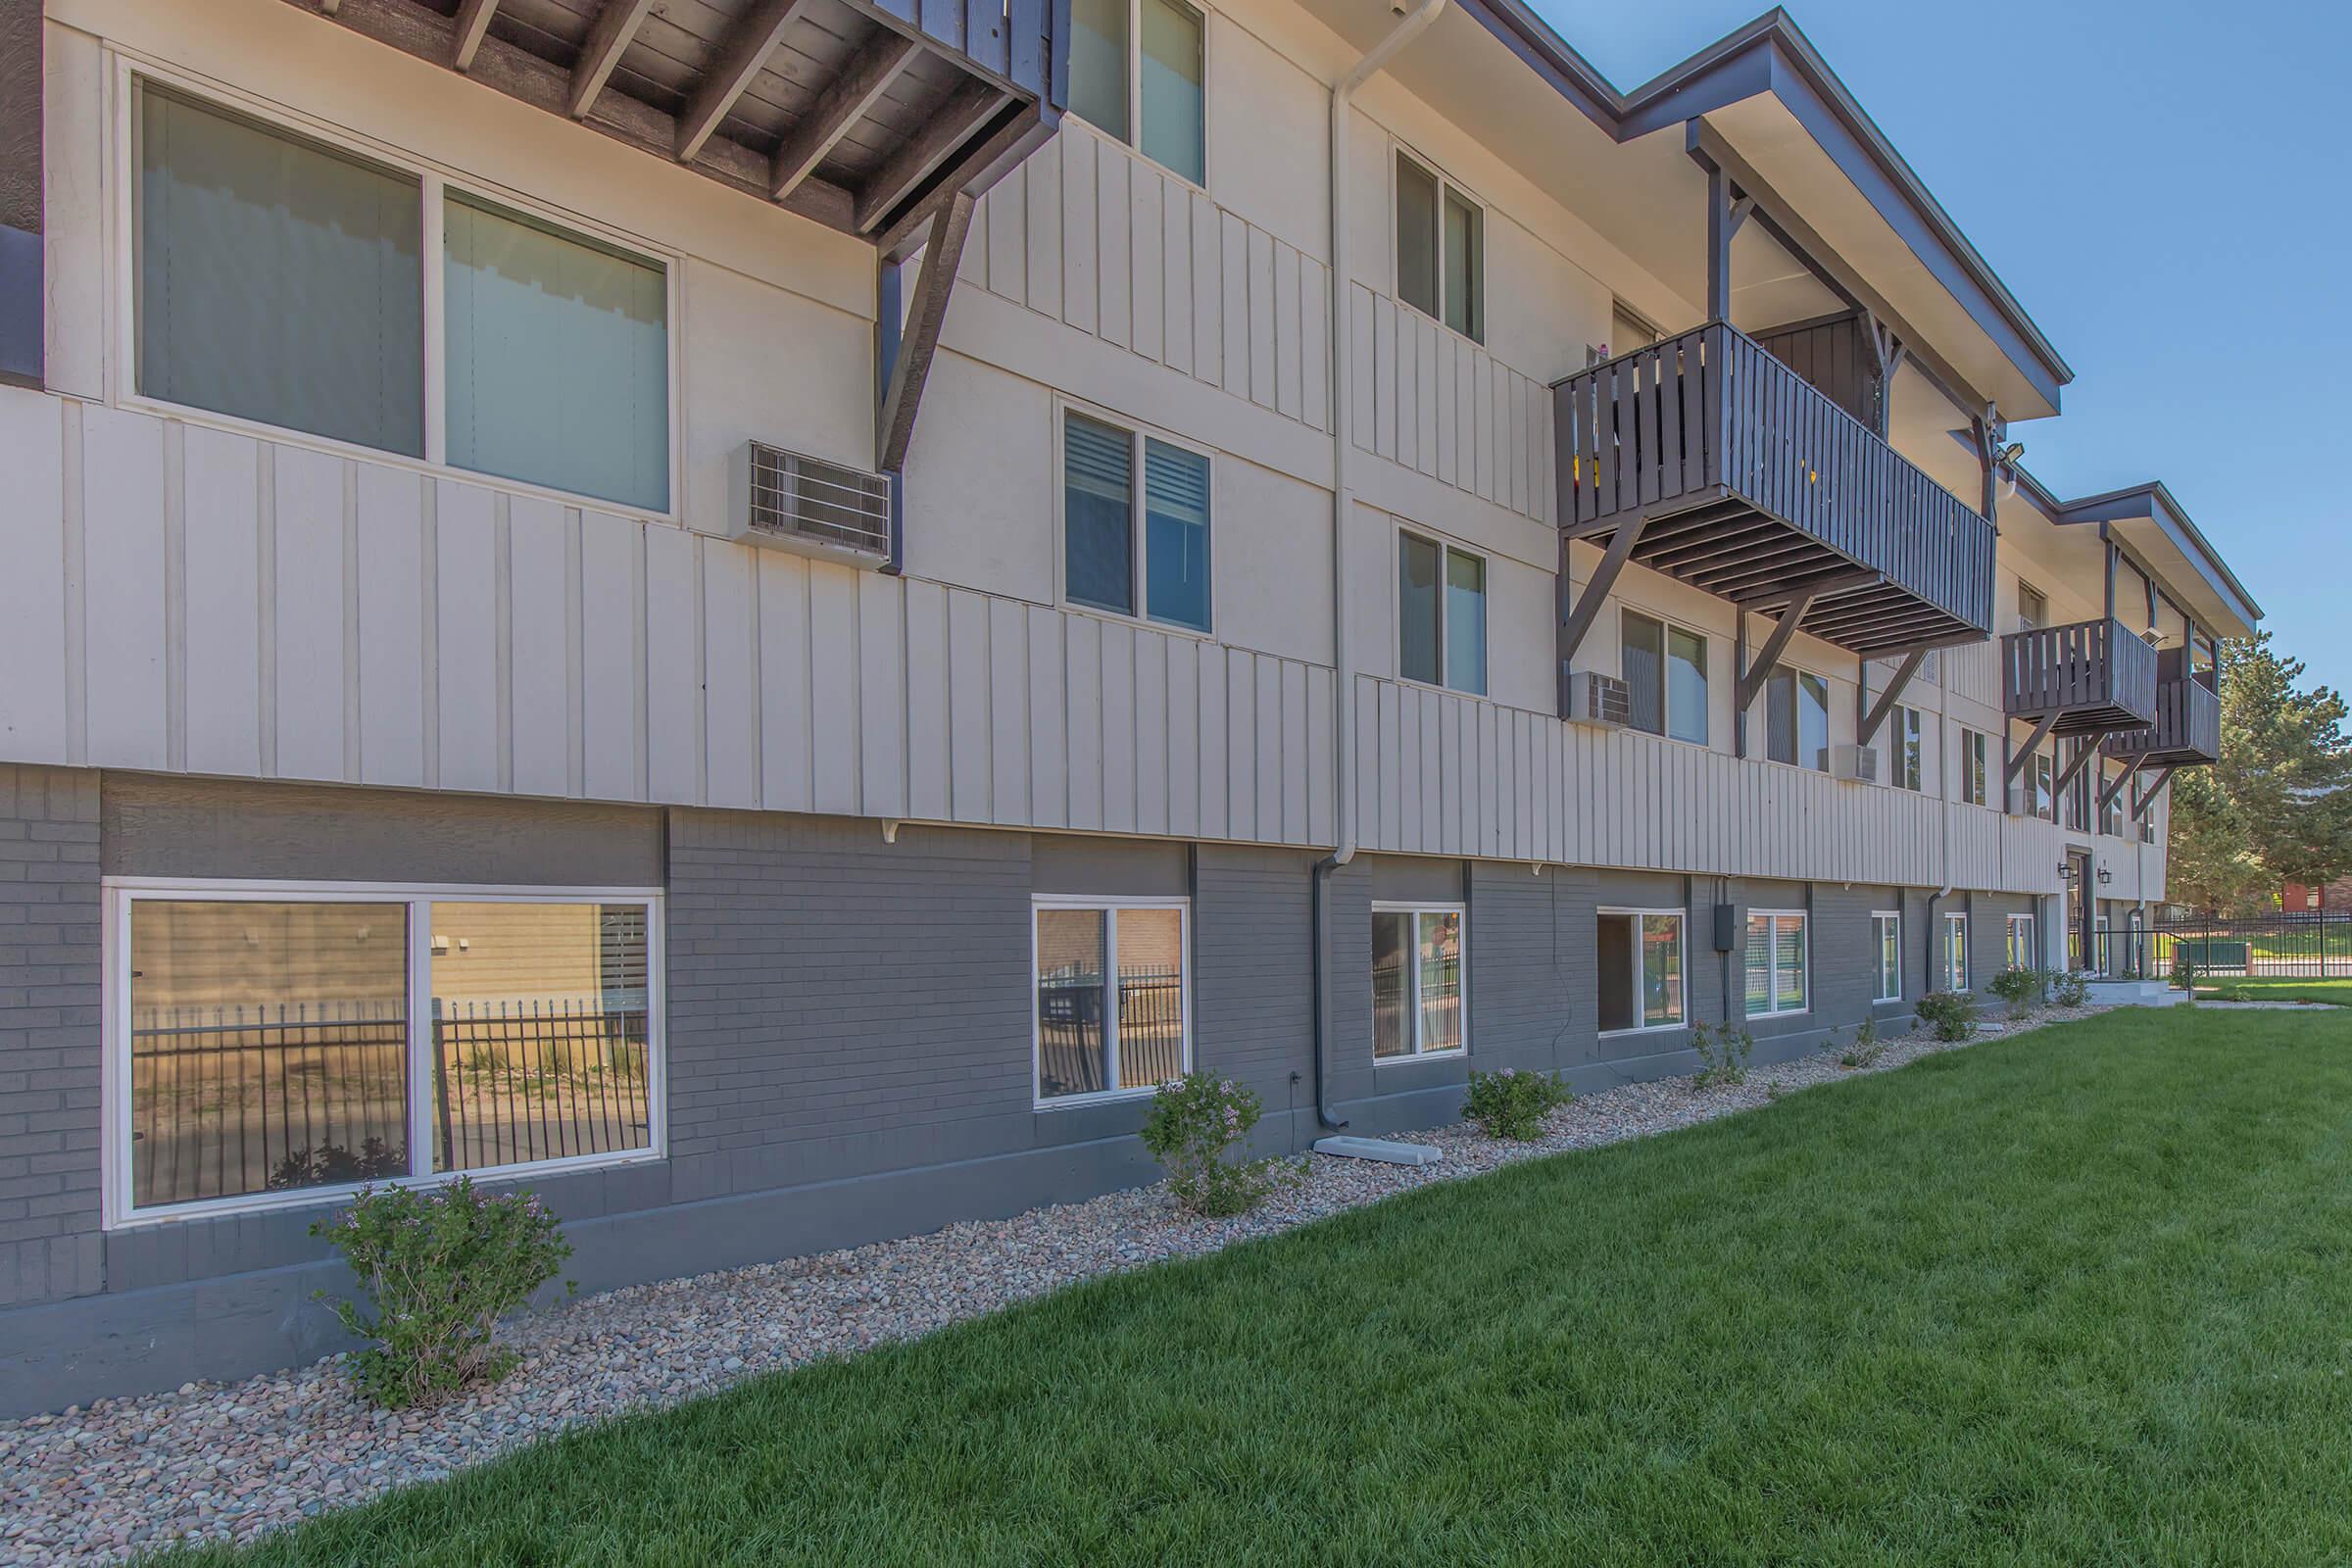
[2170,948,2195,992]
[1915,990,1980,1042]
[1988,965,2047,1019]
[2050,969,2091,1007]
[1690,1020,1753,1091]
[312,1177,573,1409]
[1141,1073,1295,1217]
[1462,1066,1572,1141]
[1838,1016,1885,1069]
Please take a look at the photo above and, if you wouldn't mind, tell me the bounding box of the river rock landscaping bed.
[2,1002,2111,1565]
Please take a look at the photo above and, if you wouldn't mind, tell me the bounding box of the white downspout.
[1328,0,1449,867]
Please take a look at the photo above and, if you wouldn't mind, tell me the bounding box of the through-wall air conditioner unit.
[1830,744,1880,784]
[1566,671,1631,729]
[726,440,893,565]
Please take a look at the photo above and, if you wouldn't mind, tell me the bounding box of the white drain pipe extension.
[1311,0,1448,1135]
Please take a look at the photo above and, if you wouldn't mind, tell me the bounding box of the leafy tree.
[2168,631,2352,913]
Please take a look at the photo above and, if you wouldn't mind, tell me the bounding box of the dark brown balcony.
[2002,617,2159,735]
[2103,649,2220,766]
[1552,323,1993,659]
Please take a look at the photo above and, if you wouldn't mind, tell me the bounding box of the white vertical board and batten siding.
[1349,286,1553,524]
[4,391,1333,849]
[967,124,1330,437]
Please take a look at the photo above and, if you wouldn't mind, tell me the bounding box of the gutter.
[1310,0,1450,1135]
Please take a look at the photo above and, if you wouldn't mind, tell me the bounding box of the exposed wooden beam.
[876,191,975,473]
[311,0,856,231]
[1702,157,1732,321]
[1733,567,1880,609]
[452,0,501,71]
[856,78,1005,232]
[2052,736,2101,798]
[1858,647,1927,748]
[2098,760,2138,814]
[677,0,813,164]
[567,0,659,119]
[1737,592,1820,711]
[1555,516,1648,716]
[2132,766,2177,820]
[772,31,921,201]
[2003,710,2060,791]
[1726,192,1754,240]
[872,100,1058,261]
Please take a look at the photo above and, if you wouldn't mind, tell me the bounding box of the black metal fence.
[129,997,651,1209]
[1036,968,1183,1098]
[2087,915,2352,982]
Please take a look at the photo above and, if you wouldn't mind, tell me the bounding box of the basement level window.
[1597,909,1684,1033]
[1873,910,1902,1001]
[1033,898,1192,1104]
[1744,910,1809,1018]
[1372,905,1466,1060]
[112,884,660,1224]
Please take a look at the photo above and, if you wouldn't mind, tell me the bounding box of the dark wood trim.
[2097,760,2137,815]
[875,192,975,474]
[857,78,1005,232]
[2002,710,2060,791]
[2051,736,2099,798]
[566,0,659,118]
[1737,592,1819,711]
[1555,515,1647,712]
[1858,646,1926,748]
[451,0,501,71]
[675,0,818,164]
[872,99,1057,261]
[770,31,922,200]
[2132,766,2176,821]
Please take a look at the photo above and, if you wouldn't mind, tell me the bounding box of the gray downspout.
[1308,0,1450,1135]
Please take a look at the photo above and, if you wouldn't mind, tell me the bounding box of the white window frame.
[100,877,665,1230]
[1761,665,1833,772]
[1872,909,1902,1002]
[2006,912,2039,970]
[1371,901,1469,1062]
[1596,906,1687,1037]
[1942,911,1971,991]
[1893,706,1925,792]
[1068,0,1211,191]
[1958,727,1990,808]
[1619,609,1709,746]
[1030,895,1194,1108]
[1395,526,1488,697]
[1054,398,1217,638]
[1743,908,1810,1018]
[111,59,684,521]
[1392,144,1485,344]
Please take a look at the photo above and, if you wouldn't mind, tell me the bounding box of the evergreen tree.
[2167,631,2352,913]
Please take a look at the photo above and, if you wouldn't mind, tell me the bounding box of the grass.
[174,1008,2352,1567]
[2195,976,2352,1005]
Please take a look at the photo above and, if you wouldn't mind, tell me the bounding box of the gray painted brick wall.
[1192,845,1318,1150]
[0,765,103,1307]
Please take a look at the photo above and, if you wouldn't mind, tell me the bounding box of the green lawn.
[2196,976,2352,1005]
[179,1008,2352,1567]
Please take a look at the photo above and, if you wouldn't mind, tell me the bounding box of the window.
[1764,667,1831,771]
[1743,911,1808,1017]
[1873,911,1902,1002]
[1941,912,1970,992]
[1608,302,1659,359]
[2018,581,2047,631]
[1069,0,1205,184]
[1396,151,1483,341]
[2032,751,2055,821]
[1033,898,1191,1103]
[113,884,659,1221]
[2100,769,2124,837]
[1597,909,1685,1033]
[1371,905,1466,1059]
[1397,530,1486,695]
[2006,913,2038,970]
[1062,412,1212,632]
[1959,728,1989,808]
[1622,612,1707,744]
[2141,805,2158,846]
[1893,706,1924,791]
[134,79,671,512]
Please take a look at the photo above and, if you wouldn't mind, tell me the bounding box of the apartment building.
[0,0,2261,1413]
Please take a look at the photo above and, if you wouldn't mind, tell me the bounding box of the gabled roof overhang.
[1451,3,2072,419]
[2052,481,2265,639]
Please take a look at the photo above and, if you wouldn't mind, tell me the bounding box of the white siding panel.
[432,480,500,794]
[642,524,700,806]
[578,510,642,802]
[354,464,426,788]
[757,551,813,813]
[988,596,1031,825]
[1026,604,1068,828]
[946,587,992,822]
[857,569,907,817]
[79,405,169,771]
[506,497,570,799]
[701,542,760,808]
[904,576,951,821]
[179,424,262,778]
[1098,619,1136,833]
[270,446,346,783]
[805,561,860,813]
[1064,613,1103,829]
[0,394,67,761]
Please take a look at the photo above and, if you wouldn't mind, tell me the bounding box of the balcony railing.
[1552,322,1994,656]
[2105,664,2221,767]
[2002,617,2159,735]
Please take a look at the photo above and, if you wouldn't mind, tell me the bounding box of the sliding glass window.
[1743,910,1809,1017]
[1597,909,1685,1033]
[1372,906,1466,1059]
[1033,900,1191,1103]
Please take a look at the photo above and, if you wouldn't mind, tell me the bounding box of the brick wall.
[0,765,102,1306]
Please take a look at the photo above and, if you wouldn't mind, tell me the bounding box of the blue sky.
[1533,0,2350,687]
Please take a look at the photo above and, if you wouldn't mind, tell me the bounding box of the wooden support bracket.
[1858,646,1927,749]
[2002,709,2060,792]
[2098,759,2138,814]
[2051,735,2100,798]
[1737,589,1820,712]
[2132,766,2177,821]
[1554,517,1648,712]
[875,191,975,474]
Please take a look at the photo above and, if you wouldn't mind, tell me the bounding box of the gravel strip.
[2,1004,2112,1564]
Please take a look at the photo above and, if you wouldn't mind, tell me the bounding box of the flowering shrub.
[1140,1073,1293,1217]
[1915,990,1980,1042]
[2050,969,2091,1007]
[312,1177,573,1408]
[1690,1020,1753,1090]
[1462,1067,1571,1140]
[1988,965,2048,1018]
